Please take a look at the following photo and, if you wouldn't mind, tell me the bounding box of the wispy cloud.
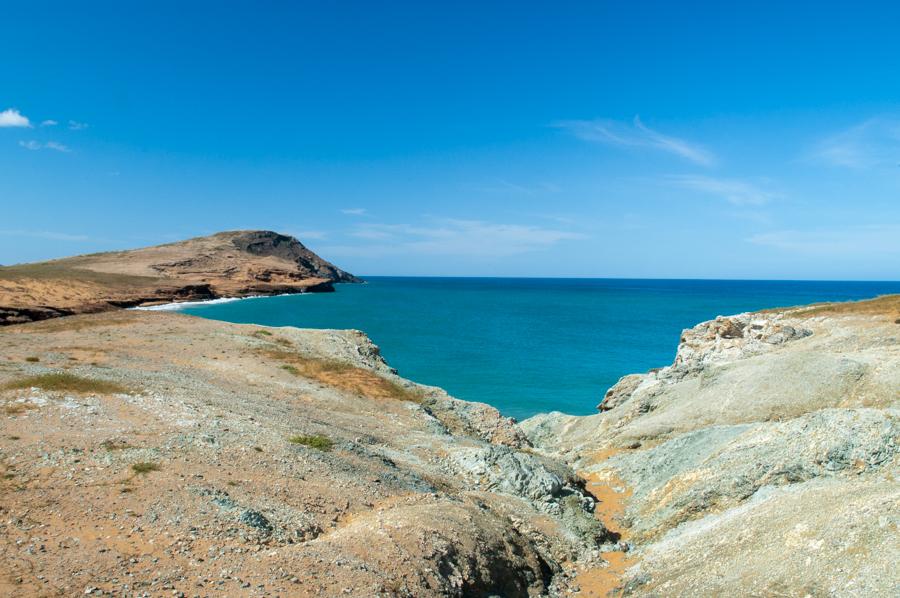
[341,208,367,216]
[328,219,586,258]
[748,225,900,255]
[0,108,31,128]
[41,119,58,127]
[291,230,327,240]
[19,140,71,153]
[476,178,562,195]
[0,229,90,242]
[668,175,781,206]
[556,115,715,166]
[68,120,89,131]
[811,117,900,168]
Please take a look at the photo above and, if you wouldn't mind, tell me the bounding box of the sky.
[1,1,899,279]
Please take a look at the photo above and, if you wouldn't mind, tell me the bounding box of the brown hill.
[0,230,359,325]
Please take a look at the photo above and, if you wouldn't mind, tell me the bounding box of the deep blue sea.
[176,278,900,420]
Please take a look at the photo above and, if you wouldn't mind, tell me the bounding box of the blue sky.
[1,1,899,279]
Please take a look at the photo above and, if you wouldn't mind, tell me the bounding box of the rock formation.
[0,231,359,325]
[522,296,900,596]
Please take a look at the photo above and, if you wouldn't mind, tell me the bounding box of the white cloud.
[341,208,367,215]
[556,115,715,166]
[668,175,781,206]
[0,108,31,128]
[68,120,88,131]
[41,119,58,127]
[19,140,71,153]
[748,225,900,255]
[329,219,586,258]
[811,117,900,168]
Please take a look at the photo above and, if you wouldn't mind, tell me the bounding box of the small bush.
[3,373,130,395]
[280,364,300,375]
[24,357,40,363]
[101,439,133,451]
[253,330,273,337]
[288,434,333,451]
[131,462,160,474]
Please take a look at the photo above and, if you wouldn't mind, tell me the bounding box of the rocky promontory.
[0,231,359,325]
[523,295,900,596]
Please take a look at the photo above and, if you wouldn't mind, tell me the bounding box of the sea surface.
[177,278,900,420]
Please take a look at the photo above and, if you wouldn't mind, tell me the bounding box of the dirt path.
[574,450,635,597]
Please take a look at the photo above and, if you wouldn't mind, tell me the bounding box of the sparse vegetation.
[3,401,36,415]
[253,446,263,452]
[288,434,334,451]
[100,439,133,451]
[266,349,424,403]
[25,357,40,363]
[3,373,130,394]
[764,294,900,321]
[131,462,160,474]
[253,329,273,337]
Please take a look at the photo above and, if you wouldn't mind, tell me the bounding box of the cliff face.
[523,297,900,596]
[0,231,359,325]
[0,311,611,596]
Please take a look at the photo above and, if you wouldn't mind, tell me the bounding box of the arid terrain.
[0,231,358,325]
[525,295,900,596]
[0,235,897,597]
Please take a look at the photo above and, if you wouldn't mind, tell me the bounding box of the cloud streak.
[811,117,900,168]
[748,225,900,255]
[341,208,367,216]
[327,219,586,258]
[0,229,90,242]
[0,108,31,128]
[19,140,71,152]
[556,116,715,166]
[669,175,781,206]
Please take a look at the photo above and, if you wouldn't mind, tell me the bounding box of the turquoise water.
[178,278,900,420]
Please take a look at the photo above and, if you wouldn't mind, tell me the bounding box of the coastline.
[130,292,305,312]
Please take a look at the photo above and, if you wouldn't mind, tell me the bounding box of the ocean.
[176,277,900,420]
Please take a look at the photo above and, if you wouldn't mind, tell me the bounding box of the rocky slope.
[0,231,359,325]
[523,295,900,596]
[0,311,612,597]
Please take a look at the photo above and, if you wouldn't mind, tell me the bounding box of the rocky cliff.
[522,295,900,596]
[0,231,359,325]
[0,311,612,596]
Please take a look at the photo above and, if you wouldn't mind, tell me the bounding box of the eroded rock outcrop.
[523,302,900,596]
[0,311,608,596]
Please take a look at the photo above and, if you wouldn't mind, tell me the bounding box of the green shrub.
[288,434,333,451]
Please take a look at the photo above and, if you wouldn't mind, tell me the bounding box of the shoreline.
[129,292,305,312]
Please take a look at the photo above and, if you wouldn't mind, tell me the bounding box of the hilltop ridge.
[0,231,359,325]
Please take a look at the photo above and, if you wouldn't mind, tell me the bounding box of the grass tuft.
[131,462,160,474]
[288,434,333,451]
[3,373,130,395]
[267,349,424,403]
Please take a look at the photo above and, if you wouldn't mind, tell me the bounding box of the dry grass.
[0,262,160,286]
[3,401,37,415]
[30,316,137,333]
[131,462,160,474]
[265,348,423,402]
[288,434,333,451]
[3,373,131,394]
[777,294,900,321]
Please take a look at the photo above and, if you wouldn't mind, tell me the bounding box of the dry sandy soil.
[0,310,614,597]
